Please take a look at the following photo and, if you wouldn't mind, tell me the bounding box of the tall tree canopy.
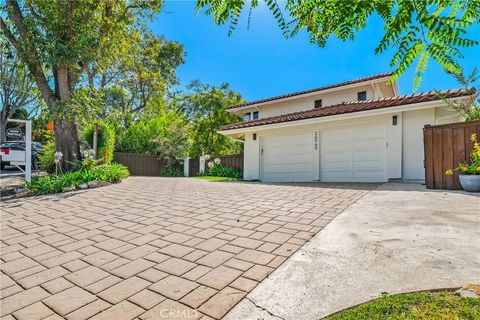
[178,81,243,158]
[196,0,480,90]
[87,29,185,129]
[0,0,163,169]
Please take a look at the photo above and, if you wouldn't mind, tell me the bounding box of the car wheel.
[32,156,41,170]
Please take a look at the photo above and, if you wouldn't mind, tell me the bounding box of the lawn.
[326,291,480,320]
[194,176,240,182]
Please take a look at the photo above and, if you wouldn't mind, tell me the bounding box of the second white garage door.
[322,123,387,182]
[262,132,314,182]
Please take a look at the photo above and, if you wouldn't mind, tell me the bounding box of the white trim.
[227,76,392,112]
[219,97,467,136]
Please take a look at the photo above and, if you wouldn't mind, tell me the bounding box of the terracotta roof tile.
[228,72,394,109]
[221,89,472,131]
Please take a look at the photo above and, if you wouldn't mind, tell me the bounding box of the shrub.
[160,167,184,177]
[207,164,243,179]
[82,122,115,163]
[38,138,56,174]
[26,163,129,194]
[118,112,188,163]
[446,133,480,175]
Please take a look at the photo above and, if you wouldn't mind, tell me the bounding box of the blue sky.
[151,1,480,102]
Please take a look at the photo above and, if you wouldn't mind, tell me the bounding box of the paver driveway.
[1,177,374,320]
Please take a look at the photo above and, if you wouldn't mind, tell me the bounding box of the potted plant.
[446,133,480,192]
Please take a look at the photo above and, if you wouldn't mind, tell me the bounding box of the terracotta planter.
[459,174,480,192]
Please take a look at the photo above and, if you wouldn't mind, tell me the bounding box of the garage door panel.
[354,140,384,150]
[322,123,386,182]
[323,160,351,170]
[262,132,313,182]
[353,150,384,161]
[323,151,350,162]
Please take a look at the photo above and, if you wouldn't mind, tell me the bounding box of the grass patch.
[194,176,240,182]
[326,291,480,320]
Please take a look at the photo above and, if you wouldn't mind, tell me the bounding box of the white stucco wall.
[243,132,260,180]
[247,85,375,119]
[402,108,435,180]
[236,81,397,120]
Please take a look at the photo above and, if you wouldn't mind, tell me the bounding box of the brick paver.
[0,177,373,319]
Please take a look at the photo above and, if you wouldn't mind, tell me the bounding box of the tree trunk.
[54,118,81,170]
[0,104,7,143]
[52,64,81,171]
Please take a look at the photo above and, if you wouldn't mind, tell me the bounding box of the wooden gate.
[424,120,480,189]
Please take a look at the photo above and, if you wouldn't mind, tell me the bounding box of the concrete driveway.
[225,183,480,320]
[0,177,374,320]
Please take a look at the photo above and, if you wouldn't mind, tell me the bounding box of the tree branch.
[5,0,56,108]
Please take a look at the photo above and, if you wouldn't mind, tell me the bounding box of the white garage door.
[262,132,314,182]
[322,123,386,182]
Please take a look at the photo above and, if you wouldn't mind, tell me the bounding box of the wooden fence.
[189,153,244,176]
[113,152,182,176]
[424,120,480,190]
[114,152,244,177]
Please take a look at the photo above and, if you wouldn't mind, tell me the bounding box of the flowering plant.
[446,133,480,175]
[83,149,95,159]
[204,154,211,161]
[54,151,63,175]
[207,161,215,168]
[214,157,221,165]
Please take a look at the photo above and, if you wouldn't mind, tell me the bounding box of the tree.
[92,31,185,128]
[438,68,480,120]
[0,41,41,142]
[196,0,480,90]
[178,81,243,157]
[84,27,185,126]
[1,0,162,169]
[118,105,189,167]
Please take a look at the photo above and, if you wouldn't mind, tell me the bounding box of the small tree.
[437,68,480,120]
[178,81,244,157]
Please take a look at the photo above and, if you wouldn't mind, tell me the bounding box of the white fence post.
[183,157,189,177]
[199,154,205,175]
[25,120,32,182]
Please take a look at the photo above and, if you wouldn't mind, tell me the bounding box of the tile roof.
[228,72,394,109]
[221,89,472,131]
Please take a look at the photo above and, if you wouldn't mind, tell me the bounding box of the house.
[219,73,470,183]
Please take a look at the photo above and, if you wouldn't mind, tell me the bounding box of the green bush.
[26,163,129,195]
[82,122,115,163]
[38,138,56,174]
[207,164,243,179]
[160,167,184,177]
[118,112,189,166]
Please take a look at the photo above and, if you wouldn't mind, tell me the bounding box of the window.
[357,91,367,101]
[314,99,322,108]
[243,111,259,122]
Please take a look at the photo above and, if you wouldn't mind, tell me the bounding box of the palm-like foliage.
[196,0,479,90]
